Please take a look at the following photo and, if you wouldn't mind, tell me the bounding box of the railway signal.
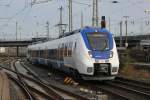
[123,16,129,48]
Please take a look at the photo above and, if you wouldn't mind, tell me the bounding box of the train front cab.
[78,28,119,80]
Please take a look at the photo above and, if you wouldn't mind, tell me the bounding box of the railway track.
[81,76,150,100]
[0,62,67,100]
[8,74,36,100]
[2,57,150,100]
[23,59,150,100]
[22,59,129,100]
[0,57,14,69]
[19,60,91,100]
[13,60,52,100]
[0,57,9,63]
[0,59,90,100]
[81,81,130,100]
[113,77,150,96]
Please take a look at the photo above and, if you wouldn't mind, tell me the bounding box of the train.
[27,18,119,80]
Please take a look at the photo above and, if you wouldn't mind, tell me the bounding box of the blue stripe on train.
[36,58,71,73]
[92,51,110,59]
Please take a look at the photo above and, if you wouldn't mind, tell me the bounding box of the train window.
[67,42,72,57]
[55,49,57,59]
[30,50,32,56]
[87,32,109,51]
[42,50,43,57]
[36,51,38,57]
[57,43,64,61]
[32,50,34,57]
[66,43,69,57]
[31,50,33,57]
[39,50,43,58]
[64,43,66,57]
[45,47,48,59]
[48,49,51,59]
[67,43,70,57]
[28,50,31,55]
[46,49,48,59]
[54,49,56,59]
[49,49,53,59]
[61,43,64,57]
[33,51,35,57]
[40,51,42,57]
[52,49,54,58]
[58,44,61,60]
[74,42,76,50]
[43,50,46,58]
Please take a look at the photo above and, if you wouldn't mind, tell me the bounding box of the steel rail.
[21,60,90,100]
[8,74,37,100]
[81,78,150,100]
[115,76,150,87]
[112,80,150,94]
[0,60,90,100]
[19,61,43,82]
[106,81,150,97]
[0,64,65,100]
[13,60,65,100]
[82,83,130,100]
[8,74,54,100]
[13,61,36,100]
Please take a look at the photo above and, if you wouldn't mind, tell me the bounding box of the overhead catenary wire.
[0,0,53,34]
[0,0,14,7]
[0,0,150,39]
[0,6,28,32]
[72,0,91,7]
[108,0,145,17]
[31,0,52,6]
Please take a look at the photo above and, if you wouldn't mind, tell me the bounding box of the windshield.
[87,32,109,51]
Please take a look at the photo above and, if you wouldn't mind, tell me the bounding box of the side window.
[54,49,57,60]
[39,50,41,57]
[48,49,51,59]
[67,42,70,57]
[68,42,72,57]
[28,50,31,55]
[65,43,67,56]
[38,48,40,57]
[58,44,60,60]
[45,47,48,59]
[30,50,32,56]
[74,42,77,49]
[36,50,39,57]
[40,50,42,58]
[60,43,64,60]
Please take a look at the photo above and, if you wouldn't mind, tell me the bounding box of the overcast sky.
[0,0,150,40]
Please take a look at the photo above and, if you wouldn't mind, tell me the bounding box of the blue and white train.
[27,26,119,80]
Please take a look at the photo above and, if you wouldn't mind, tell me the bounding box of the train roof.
[29,27,112,47]
[80,26,110,34]
[60,26,111,37]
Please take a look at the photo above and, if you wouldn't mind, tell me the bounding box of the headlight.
[87,67,93,73]
[88,51,93,58]
[110,51,113,58]
[112,67,118,73]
